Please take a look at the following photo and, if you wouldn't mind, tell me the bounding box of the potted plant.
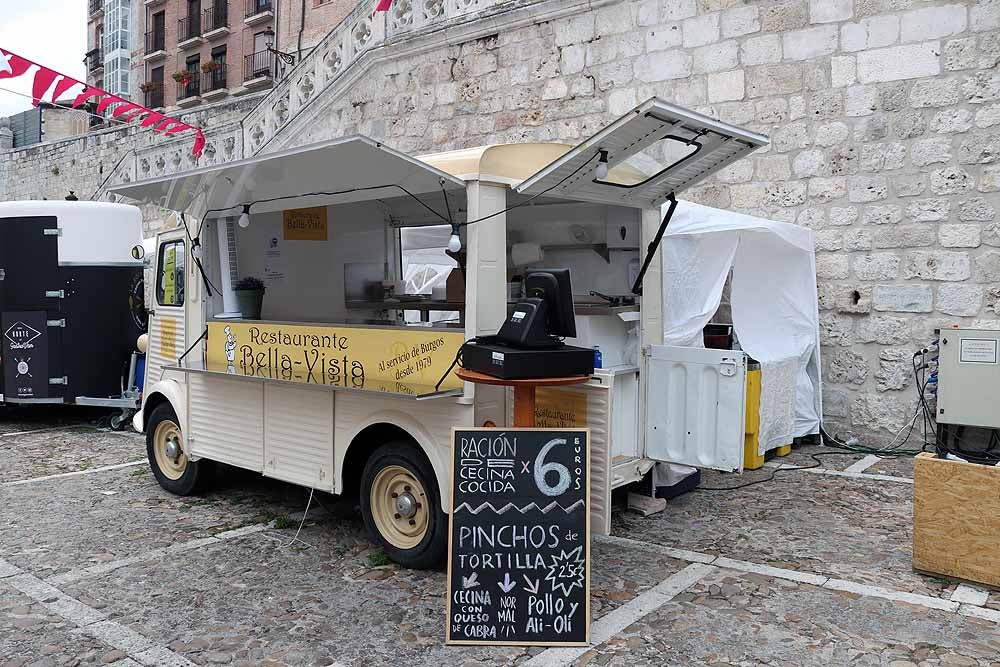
[234,276,265,319]
[172,70,195,85]
[139,81,162,93]
[200,61,222,73]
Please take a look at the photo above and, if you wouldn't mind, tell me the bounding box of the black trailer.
[0,201,146,425]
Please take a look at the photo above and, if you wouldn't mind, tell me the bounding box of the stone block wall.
[3,0,1000,445]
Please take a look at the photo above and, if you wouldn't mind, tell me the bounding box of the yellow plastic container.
[744,368,764,470]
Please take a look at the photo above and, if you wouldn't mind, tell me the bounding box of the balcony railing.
[177,77,201,100]
[144,30,165,54]
[88,0,102,15]
[243,51,274,81]
[145,88,164,109]
[203,4,229,33]
[85,49,103,73]
[203,64,228,92]
[178,15,202,42]
[245,0,272,18]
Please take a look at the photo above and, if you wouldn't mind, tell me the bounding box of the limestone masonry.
[2,0,998,444]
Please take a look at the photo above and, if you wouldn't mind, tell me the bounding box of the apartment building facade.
[134,0,354,111]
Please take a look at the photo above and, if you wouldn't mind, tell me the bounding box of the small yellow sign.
[283,207,328,241]
[208,321,464,390]
[535,387,589,427]
[159,317,177,359]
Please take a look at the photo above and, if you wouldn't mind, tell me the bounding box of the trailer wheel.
[146,403,209,495]
[360,442,446,569]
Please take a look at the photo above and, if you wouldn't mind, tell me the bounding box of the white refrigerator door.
[644,345,747,472]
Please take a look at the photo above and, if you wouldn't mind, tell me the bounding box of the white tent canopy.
[661,201,822,452]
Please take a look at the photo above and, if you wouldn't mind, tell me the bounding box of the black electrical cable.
[695,451,860,491]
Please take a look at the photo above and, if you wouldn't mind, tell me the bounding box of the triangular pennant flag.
[72,88,104,108]
[96,94,125,114]
[31,67,59,106]
[139,111,166,128]
[375,0,392,10]
[50,76,81,104]
[192,130,206,158]
[163,123,192,136]
[0,49,31,79]
[111,102,142,118]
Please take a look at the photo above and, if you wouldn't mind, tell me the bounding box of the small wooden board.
[913,452,1000,587]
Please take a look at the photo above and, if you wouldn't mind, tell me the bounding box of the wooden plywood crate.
[913,452,1000,588]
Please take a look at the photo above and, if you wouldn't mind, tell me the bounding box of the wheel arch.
[337,410,452,512]
[136,379,187,443]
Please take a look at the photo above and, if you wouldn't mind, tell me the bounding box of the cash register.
[461,268,595,380]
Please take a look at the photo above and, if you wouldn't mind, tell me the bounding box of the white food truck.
[112,99,775,568]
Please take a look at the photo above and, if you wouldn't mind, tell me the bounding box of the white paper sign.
[264,236,286,286]
[959,338,998,364]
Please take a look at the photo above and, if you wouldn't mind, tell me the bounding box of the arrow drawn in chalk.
[462,573,480,589]
[498,572,517,593]
[522,575,540,595]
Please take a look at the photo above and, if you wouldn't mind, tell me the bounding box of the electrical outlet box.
[937,328,1000,428]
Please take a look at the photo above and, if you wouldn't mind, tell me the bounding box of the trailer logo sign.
[4,321,42,350]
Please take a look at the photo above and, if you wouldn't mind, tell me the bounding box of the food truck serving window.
[156,240,185,307]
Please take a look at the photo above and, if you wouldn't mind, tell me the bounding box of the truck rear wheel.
[146,403,210,495]
[360,441,447,569]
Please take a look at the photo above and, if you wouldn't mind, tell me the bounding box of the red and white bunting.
[0,47,206,158]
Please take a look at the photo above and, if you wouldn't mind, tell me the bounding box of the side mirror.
[131,245,145,260]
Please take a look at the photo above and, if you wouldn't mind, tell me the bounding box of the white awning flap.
[109,136,466,220]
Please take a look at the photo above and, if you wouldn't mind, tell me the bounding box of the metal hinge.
[47,318,66,328]
[43,228,63,236]
[49,376,68,385]
[641,345,652,357]
[0,268,5,281]
[44,290,65,298]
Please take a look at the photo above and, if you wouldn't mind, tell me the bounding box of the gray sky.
[0,0,86,117]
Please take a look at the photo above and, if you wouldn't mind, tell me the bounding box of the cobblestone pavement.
[2,408,997,667]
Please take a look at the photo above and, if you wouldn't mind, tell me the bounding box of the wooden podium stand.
[456,368,590,427]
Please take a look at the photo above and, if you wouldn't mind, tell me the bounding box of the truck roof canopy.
[110,136,466,220]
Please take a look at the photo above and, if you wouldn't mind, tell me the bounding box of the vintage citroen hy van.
[112,99,767,567]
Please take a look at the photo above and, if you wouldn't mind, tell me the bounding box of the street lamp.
[262,27,295,66]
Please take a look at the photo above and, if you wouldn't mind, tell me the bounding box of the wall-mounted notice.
[283,206,328,241]
[446,428,590,646]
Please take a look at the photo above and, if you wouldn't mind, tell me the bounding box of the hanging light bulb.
[595,149,609,180]
[447,225,462,253]
[238,204,251,228]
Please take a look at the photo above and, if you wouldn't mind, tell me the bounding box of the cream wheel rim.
[153,419,187,481]
[370,465,429,550]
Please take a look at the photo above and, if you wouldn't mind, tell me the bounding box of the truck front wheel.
[146,403,210,495]
[360,442,447,569]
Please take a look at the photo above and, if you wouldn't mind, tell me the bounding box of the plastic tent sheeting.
[661,201,822,453]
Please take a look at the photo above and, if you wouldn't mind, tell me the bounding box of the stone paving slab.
[867,454,918,479]
[0,464,319,579]
[1,429,144,482]
[569,568,1000,667]
[768,445,866,470]
[612,465,957,601]
[57,520,687,667]
[0,581,123,666]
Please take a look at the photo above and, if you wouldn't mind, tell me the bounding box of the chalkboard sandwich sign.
[446,427,590,646]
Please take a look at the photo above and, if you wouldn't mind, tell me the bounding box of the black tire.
[360,441,447,569]
[145,402,211,495]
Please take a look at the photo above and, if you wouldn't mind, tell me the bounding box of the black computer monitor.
[524,268,576,339]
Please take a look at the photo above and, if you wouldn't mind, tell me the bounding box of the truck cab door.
[643,345,746,472]
[144,229,188,389]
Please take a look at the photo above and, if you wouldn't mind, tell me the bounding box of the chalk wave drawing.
[454,500,585,515]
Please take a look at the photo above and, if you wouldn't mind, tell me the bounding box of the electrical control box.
[937,328,1000,429]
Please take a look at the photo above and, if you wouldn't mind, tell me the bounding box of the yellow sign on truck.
[207,321,464,390]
